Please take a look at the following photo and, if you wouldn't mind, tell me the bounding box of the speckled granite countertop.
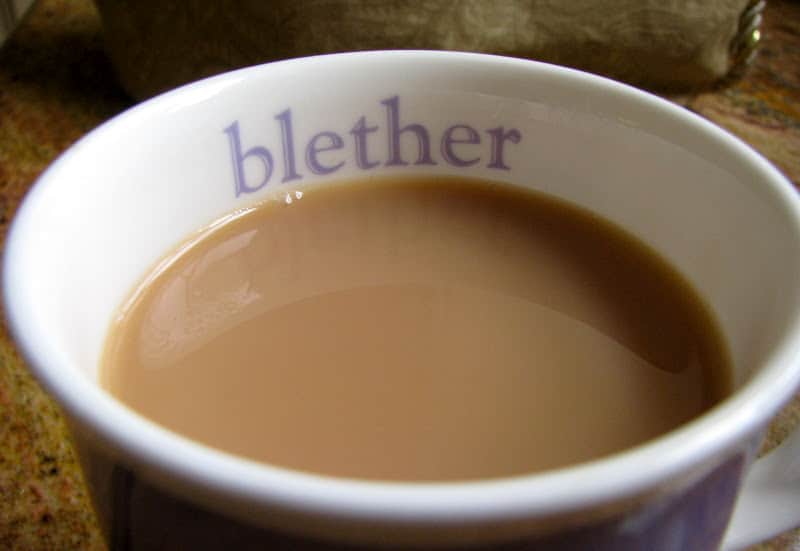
[0,1,798,549]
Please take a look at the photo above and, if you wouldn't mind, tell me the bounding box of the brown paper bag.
[95,0,764,99]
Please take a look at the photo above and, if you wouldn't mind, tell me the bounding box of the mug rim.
[5,50,800,531]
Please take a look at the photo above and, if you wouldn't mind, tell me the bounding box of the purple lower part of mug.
[106,454,744,551]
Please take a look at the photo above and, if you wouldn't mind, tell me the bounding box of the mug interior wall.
[15,56,800,389]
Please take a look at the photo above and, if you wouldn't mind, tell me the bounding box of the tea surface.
[102,176,731,481]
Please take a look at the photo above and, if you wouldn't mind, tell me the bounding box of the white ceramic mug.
[4,52,800,550]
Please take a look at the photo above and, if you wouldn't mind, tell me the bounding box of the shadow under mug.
[4,52,800,550]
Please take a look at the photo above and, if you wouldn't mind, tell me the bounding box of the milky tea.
[101,175,731,482]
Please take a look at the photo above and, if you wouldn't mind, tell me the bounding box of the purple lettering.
[382,96,436,167]
[441,124,481,167]
[350,116,380,169]
[224,121,273,196]
[275,109,303,182]
[486,127,521,170]
[305,131,345,175]
[226,97,526,199]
